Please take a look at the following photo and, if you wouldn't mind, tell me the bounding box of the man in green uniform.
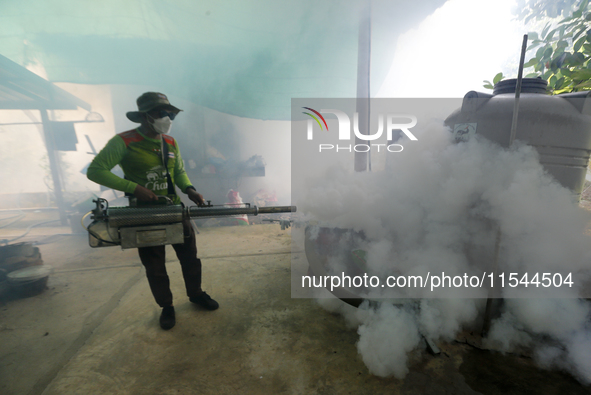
[87,92,218,330]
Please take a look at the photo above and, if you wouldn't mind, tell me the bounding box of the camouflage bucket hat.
[126,92,182,123]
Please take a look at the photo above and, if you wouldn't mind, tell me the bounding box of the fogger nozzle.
[187,205,296,219]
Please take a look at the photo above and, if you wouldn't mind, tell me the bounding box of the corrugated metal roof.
[0,54,91,111]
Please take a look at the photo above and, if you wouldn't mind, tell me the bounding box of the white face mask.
[150,115,173,135]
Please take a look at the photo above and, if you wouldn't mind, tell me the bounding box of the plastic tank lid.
[493,78,548,95]
[7,265,53,282]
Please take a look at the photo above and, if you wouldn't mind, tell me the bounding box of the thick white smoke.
[301,122,591,382]
[486,298,591,383]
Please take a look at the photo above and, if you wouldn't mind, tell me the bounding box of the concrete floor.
[0,211,589,394]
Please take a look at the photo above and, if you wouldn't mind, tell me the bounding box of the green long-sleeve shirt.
[87,128,193,204]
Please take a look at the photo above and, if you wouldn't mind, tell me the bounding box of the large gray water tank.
[445,78,591,197]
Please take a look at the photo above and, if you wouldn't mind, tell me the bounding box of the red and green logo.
[302,107,328,131]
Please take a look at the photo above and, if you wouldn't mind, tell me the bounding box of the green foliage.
[514,0,582,22]
[483,72,505,89]
[484,0,591,94]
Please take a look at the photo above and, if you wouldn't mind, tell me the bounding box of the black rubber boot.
[190,292,219,310]
[159,305,176,329]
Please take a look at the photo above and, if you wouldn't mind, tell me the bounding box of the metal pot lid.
[7,265,53,282]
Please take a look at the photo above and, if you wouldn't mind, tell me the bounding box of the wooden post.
[40,108,68,226]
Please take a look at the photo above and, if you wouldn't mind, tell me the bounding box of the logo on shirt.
[146,171,159,181]
[144,166,168,191]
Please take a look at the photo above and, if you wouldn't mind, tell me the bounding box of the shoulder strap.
[161,138,176,196]
[162,134,176,148]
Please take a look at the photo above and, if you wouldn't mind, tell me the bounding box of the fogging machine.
[86,197,296,249]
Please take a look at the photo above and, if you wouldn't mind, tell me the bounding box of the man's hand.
[134,184,159,202]
[187,188,206,206]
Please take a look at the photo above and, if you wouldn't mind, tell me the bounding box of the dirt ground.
[0,210,590,394]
